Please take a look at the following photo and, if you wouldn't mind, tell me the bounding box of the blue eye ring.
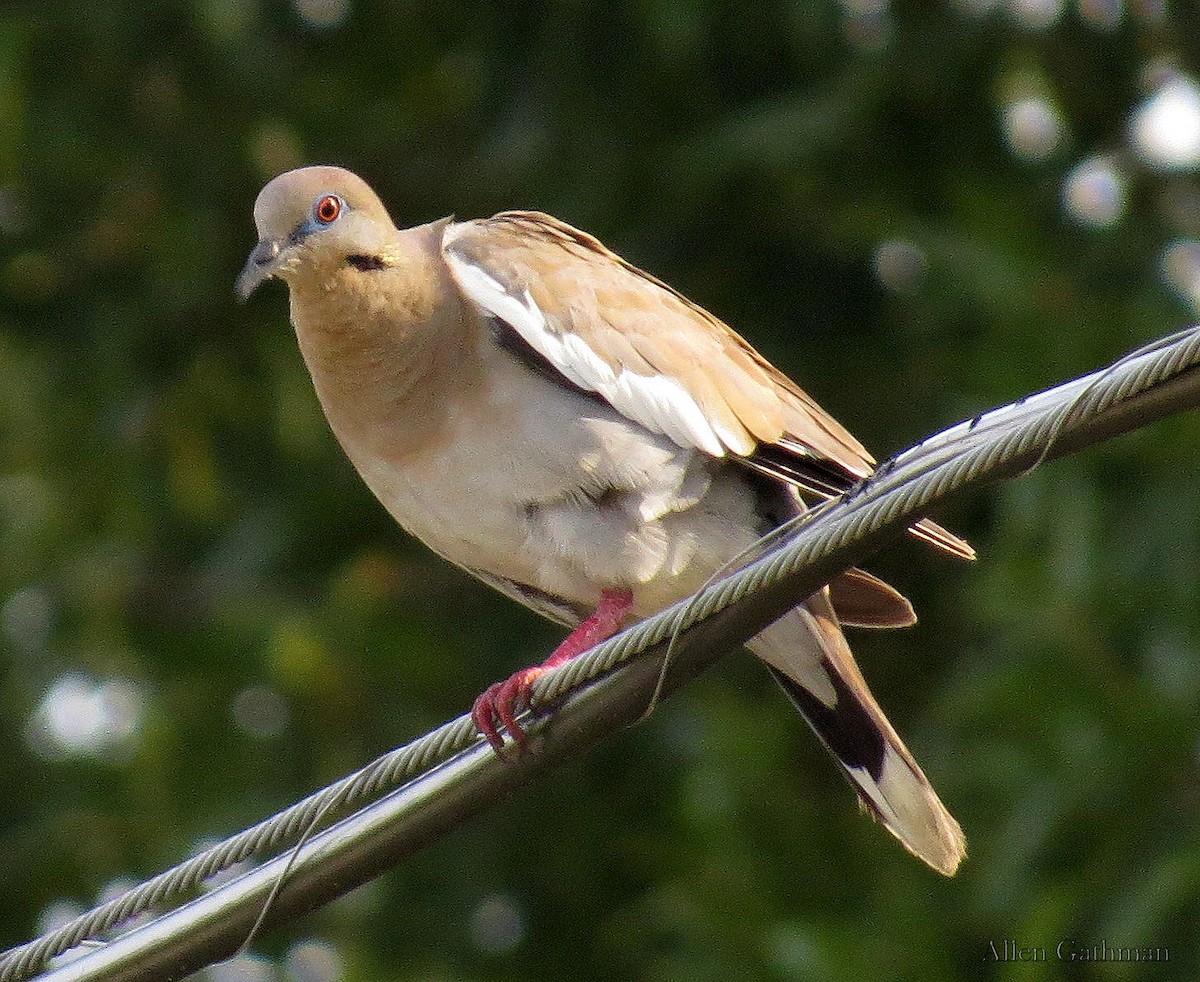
[313,194,343,225]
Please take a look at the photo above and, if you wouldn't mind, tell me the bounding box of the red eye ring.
[314,194,342,225]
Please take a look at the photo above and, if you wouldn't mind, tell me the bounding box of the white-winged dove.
[238,166,973,875]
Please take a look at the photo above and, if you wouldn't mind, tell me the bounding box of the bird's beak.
[236,238,284,301]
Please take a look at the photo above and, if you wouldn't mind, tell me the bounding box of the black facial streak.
[346,254,387,271]
[768,664,886,782]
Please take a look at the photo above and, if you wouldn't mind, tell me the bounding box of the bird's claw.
[471,667,546,752]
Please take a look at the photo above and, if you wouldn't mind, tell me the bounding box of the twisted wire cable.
[5,326,1200,982]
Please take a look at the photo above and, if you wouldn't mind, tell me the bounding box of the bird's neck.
[288,220,480,463]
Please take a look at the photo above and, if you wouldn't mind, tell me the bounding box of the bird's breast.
[335,344,763,612]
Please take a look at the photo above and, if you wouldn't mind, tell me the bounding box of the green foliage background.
[3,1,1200,979]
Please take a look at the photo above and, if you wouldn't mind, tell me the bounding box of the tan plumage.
[239,165,971,875]
[444,211,973,560]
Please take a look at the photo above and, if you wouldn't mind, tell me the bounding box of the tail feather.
[828,567,916,629]
[748,592,965,876]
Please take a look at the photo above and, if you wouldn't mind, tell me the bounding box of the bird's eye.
[313,194,342,225]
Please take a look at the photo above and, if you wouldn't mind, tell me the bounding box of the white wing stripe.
[446,250,728,457]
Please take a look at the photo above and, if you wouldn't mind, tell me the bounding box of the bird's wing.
[465,567,586,629]
[441,211,972,560]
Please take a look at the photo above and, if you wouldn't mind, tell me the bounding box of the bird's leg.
[472,587,635,751]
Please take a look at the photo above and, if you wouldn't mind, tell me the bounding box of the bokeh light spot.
[205,952,279,982]
[1062,156,1126,228]
[1159,239,1200,314]
[1131,0,1166,23]
[1001,96,1065,162]
[285,939,343,982]
[1009,0,1063,30]
[1131,73,1200,171]
[470,892,525,954]
[232,684,290,739]
[1079,0,1123,30]
[292,0,351,30]
[26,674,146,761]
[873,240,928,295]
[838,0,892,49]
[36,900,86,937]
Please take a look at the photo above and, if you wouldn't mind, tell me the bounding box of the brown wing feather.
[482,211,876,471]
[450,211,973,561]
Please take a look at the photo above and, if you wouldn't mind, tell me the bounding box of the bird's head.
[237,165,397,300]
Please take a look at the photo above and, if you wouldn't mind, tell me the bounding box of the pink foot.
[472,587,634,751]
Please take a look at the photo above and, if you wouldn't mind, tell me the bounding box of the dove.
[238,166,972,874]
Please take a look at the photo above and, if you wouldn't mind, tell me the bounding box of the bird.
[237,165,974,876]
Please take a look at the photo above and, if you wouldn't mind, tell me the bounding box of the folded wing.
[442,211,972,560]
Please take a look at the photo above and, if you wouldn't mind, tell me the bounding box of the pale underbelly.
[344,420,769,617]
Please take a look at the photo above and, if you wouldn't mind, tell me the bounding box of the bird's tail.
[748,590,965,876]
